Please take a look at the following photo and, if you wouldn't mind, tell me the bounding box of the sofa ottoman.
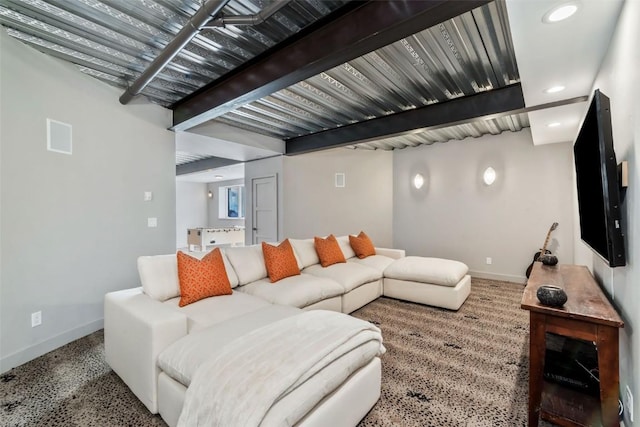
[383,256,471,310]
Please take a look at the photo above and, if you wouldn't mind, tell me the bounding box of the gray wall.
[283,149,393,247]
[207,179,245,228]
[176,181,208,248]
[393,130,575,283]
[578,1,639,422]
[0,32,176,372]
[244,156,285,244]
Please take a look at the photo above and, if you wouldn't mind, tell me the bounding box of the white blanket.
[177,310,385,427]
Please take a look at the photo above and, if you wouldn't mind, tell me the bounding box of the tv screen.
[573,89,626,267]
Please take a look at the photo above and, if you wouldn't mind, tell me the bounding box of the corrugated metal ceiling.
[1,0,528,158]
[0,0,348,106]
[215,0,521,143]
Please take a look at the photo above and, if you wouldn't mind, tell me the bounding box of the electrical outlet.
[31,311,42,327]
[147,217,157,228]
[144,191,153,201]
[626,385,634,422]
[486,257,492,265]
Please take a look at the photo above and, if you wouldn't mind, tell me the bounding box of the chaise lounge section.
[383,256,471,311]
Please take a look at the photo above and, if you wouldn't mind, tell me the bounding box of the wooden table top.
[521,263,624,328]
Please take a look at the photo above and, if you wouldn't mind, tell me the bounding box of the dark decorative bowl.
[540,254,559,266]
[536,285,567,307]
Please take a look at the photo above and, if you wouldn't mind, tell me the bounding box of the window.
[218,185,245,219]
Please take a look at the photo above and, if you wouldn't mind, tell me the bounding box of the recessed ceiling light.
[548,122,561,128]
[543,3,578,23]
[545,85,566,94]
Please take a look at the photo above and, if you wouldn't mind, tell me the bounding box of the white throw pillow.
[337,235,356,259]
[289,239,320,268]
[224,245,268,286]
[138,254,180,301]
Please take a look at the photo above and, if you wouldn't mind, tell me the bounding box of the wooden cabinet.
[521,263,624,427]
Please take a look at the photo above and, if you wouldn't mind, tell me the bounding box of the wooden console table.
[521,263,624,427]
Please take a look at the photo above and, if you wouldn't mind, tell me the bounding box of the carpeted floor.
[1,278,553,426]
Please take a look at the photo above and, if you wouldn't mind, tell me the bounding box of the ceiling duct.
[119,0,231,105]
[203,0,290,28]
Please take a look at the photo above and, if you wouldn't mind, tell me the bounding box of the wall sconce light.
[207,190,213,199]
[483,167,497,186]
[413,173,425,189]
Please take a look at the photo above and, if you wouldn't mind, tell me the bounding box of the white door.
[252,175,278,244]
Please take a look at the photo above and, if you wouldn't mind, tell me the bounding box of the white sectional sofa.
[104,235,470,426]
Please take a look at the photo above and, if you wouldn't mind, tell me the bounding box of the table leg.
[529,312,546,427]
[597,325,620,427]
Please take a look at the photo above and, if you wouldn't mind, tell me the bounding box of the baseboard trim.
[470,270,527,284]
[0,318,104,374]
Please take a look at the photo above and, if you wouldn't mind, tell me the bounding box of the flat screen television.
[573,89,626,267]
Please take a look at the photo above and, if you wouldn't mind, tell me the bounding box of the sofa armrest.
[104,287,187,414]
[375,247,406,259]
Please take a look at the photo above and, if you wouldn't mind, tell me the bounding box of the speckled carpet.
[1,278,551,427]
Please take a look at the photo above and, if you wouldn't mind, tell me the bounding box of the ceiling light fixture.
[543,3,578,23]
[215,175,224,180]
[413,173,425,190]
[545,85,566,94]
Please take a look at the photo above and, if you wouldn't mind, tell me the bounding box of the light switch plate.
[147,217,158,228]
[31,311,42,327]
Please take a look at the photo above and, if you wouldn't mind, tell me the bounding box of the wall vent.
[47,119,72,155]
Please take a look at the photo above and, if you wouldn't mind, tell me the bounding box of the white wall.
[207,178,245,228]
[283,149,393,247]
[176,181,208,248]
[393,130,574,283]
[0,33,176,372]
[576,1,639,423]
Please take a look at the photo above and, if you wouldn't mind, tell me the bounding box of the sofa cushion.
[383,256,469,287]
[224,245,268,286]
[348,232,376,259]
[314,235,346,267]
[303,262,381,293]
[336,235,357,259]
[158,305,301,387]
[163,291,271,332]
[138,251,239,302]
[348,255,395,273]
[262,240,301,282]
[177,249,232,307]
[289,239,319,269]
[236,274,344,308]
[138,254,180,302]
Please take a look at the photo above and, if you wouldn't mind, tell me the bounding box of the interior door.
[252,175,278,244]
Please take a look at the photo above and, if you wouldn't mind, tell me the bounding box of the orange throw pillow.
[176,249,232,307]
[349,231,376,259]
[314,234,346,267]
[262,239,301,283]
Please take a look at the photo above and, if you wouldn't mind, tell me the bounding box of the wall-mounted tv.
[574,89,626,267]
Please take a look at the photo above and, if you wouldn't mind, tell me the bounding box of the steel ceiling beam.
[171,0,491,131]
[176,156,240,175]
[285,84,526,155]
